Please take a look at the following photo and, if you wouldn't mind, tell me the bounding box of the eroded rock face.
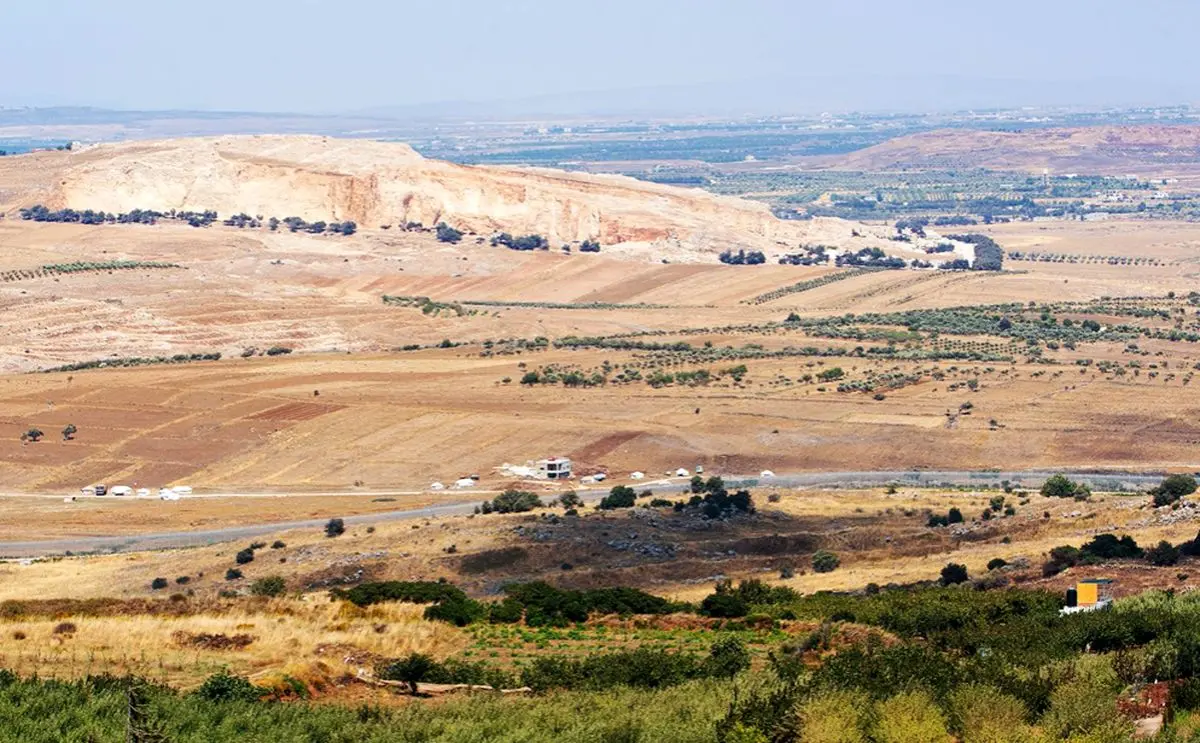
[37,134,870,259]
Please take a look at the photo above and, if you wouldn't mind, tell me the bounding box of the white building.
[537,457,572,480]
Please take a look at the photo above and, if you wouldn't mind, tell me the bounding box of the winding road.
[0,469,1173,558]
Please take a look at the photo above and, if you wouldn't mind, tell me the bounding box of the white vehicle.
[454,478,475,489]
[136,488,151,497]
[630,471,645,480]
[110,486,133,497]
[80,486,96,497]
[675,468,690,477]
[593,472,607,481]
[160,490,181,501]
[172,485,193,495]
[760,470,776,478]
[430,482,445,491]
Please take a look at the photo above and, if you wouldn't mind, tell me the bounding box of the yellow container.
[1077,582,1099,606]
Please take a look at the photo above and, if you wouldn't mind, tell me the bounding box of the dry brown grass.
[0,596,463,689]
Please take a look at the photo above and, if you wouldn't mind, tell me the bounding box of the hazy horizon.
[4,0,1200,117]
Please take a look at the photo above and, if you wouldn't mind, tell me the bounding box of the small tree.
[557,491,582,509]
[378,652,436,694]
[21,428,44,443]
[705,636,751,678]
[1042,474,1082,499]
[1147,540,1181,567]
[598,485,637,510]
[235,548,255,565]
[62,424,77,441]
[940,563,969,586]
[947,507,964,524]
[812,550,840,573]
[325,517,346,538]
[1152,474,1198,507]
[150,577,168,590]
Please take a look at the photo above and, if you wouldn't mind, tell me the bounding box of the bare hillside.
[813,125,1200,173]
[2,135,878,259]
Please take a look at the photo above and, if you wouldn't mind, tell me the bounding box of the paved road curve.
[0,469,1172,558]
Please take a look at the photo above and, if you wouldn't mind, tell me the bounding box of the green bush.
[812,550,840,573]
[1041,474,1089,500]
[872,690,952,743]
[598,485,637,510]
[939,563,969,586]
[340,580,466,607]
[521,647,709,692]
[423,597,486,627]
[1039,671,1130,741]
[1147,540,1181,567]
[949,684,1031,743]
[324,518,345,538]
[489,490,543,514]
[701,593,748,619]
[792,690,872,742]
[194,671,262,703]
[704,637,751,679]
[250,576,286,597]
[235,548,255,565]
[1152,473,1198,507]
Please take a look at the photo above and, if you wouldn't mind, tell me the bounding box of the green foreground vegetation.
[0,673,729,743]
[16,570,1200,740]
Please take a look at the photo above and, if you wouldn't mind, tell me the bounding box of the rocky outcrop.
[38,135,873,259]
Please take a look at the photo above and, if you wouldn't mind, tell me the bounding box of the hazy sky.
[4,0,1199,114]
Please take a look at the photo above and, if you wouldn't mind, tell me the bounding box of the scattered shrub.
[250,576,287,597]
[812,550,840,574]
[940,563,969,586]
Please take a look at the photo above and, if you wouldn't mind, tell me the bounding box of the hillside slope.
[815,125,1200,173]
[8,135,878,259]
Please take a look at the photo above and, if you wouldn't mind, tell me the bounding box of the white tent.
[454,478,475,489]
[110,486,133,496]
[675,468,690,477]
